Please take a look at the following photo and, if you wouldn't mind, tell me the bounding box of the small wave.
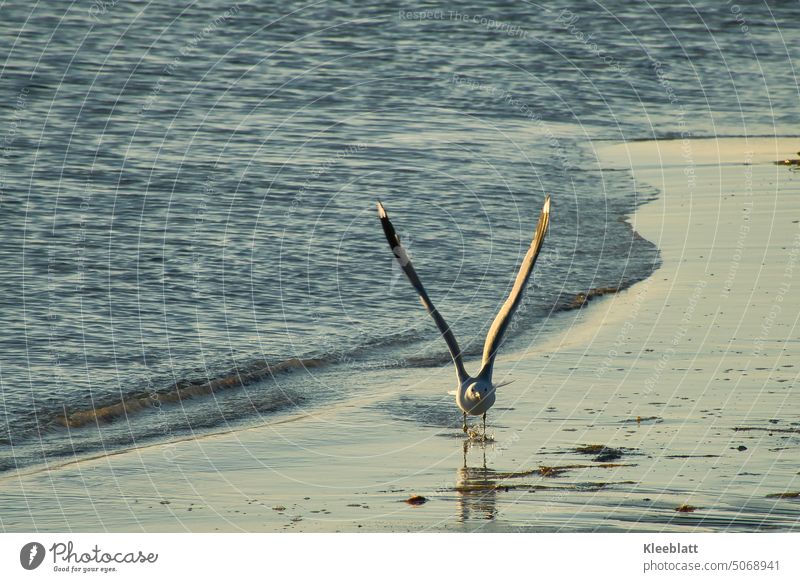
[53,357,325,428]
[46,327,432,431]
[555,286,621,311]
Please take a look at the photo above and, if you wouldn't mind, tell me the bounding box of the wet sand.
[2,137,799,532]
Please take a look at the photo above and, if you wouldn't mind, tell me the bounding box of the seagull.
[376,196,551,435]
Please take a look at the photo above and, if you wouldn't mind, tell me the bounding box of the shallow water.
[1,1,798,472]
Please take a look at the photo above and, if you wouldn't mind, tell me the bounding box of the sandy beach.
[2,136,798,533]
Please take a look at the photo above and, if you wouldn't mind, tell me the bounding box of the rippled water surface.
[1,1,797,471]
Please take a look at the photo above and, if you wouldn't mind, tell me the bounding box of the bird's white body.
[456,375,496,416]
[377,196,550,433]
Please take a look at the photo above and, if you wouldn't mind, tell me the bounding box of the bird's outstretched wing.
[377,202,468,383]
[479,196,551,378]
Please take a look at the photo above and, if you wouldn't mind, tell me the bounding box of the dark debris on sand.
[535,463,633,478]
[734,426,800,434]
[775,154,800,167]
[557,286,620,311]
[574,444,627,462]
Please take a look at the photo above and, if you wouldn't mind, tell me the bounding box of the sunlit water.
[1,1,797,471]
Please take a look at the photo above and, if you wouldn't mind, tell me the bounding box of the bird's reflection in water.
[456,440,498,522]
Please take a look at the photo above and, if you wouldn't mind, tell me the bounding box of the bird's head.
[467,380,494,401]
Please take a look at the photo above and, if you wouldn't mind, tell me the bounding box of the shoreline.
[2,136,799,532]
